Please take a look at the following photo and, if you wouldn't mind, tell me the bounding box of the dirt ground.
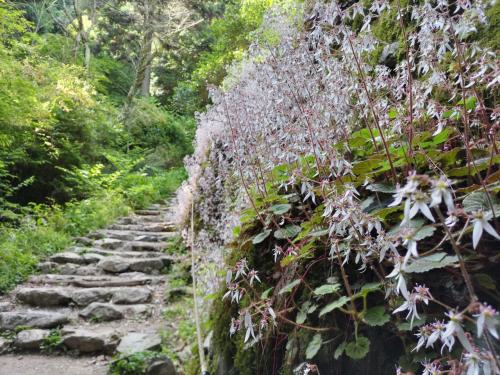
[0,354,108,375]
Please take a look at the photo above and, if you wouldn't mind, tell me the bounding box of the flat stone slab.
[15,329,50,350]
[129,241,167,252]
[50,252,86,265]
[61,328,118,353]
[0,310,69,330]
[72,287,152,306]
[98,257,130,273]
[17,288,72,307]
[116,332,161,355]
[94,238,123,250]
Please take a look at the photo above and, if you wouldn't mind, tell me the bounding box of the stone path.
[0,204,180,374]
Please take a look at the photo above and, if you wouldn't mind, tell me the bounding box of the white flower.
[472,211,500,249]
[429,176,455,212]
[474,303,498,339]
[402,231,419,266]
[422,362,442,375]
[386,258,409,299]
[463,352,481,375]
[442,311,474,353]
[409,191,435,222]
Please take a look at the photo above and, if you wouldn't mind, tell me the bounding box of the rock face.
[15,329,50,350]
[0,311,69,330]
[116,333,161,355]
[0,337,10,354]
[79,302,124,321]
[17,288,71,307]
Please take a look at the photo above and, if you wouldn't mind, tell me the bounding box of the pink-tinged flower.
[427,321,446,349]
[472,211,500,249]
[248,269,261,285]
[409,191,435,222]
[273,245,284,262]
[442,311,474,353]
[474,303,498,339]
[421,362,442,375]
[230,318,241,336]
[244,310,256,343]
[235,258,248,279]
[393,295,420,326]
[429,176,455,212]
[414,324,433,352]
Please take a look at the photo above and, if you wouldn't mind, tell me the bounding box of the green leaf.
[269,203,292,215]
[319,296,350,316]
[413,225,436,241]
[363,306,390,327]
[388,108,398,119]
[261,287,273,299]
[397,316,426,331]
[306,334,322,359]
[278,279,301,295]
[462,191,500,216]
[366,183,396,194]
[334,342,347,359]
[296,310,307,324]
[405,252,458,273]
[274,225,301,239]
[356,282,382,298]
[252,229,272,244]
[314,283,341,296]
[474,274,496,290]
[308,228,329,237]
[345,336,370,359]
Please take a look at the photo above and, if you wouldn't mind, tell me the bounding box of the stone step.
[97,256,167,274]
[0,310,70,330]
[87,248,169,260]
[28,274,164,288]
[108,224,175,232]
[89,230,176,242]
[135,210,162,216]
[127,241,167,252]
[79,302,153,322]
[16,286,153,308]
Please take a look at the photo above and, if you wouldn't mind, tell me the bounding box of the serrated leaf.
[463,191,500,216]
[413,225,436,241]
[278,279,301,295]
[319,296,350,316]
[252,229,272,244]
[306,334,322,359]
[308,228,329,237]
[363,306,390,326]
[269,203,292,215]
[405,252,458,273]
[314,283,341,296]
[345,337,370,359]
[274,225,301,239]
[366,183,396,194]
[334,342,347,359]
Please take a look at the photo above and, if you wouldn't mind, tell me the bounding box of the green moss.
[476,1,500,50]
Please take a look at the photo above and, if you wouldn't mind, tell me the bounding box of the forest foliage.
[179,0,500,374]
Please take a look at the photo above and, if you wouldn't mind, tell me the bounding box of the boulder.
[72,288,113,306]
[17,288,71,307]
[147,358,177,375]
[15,329,50,350]
[0,311,69,330]
[116,332,161,355]
[112,288,152,304]
[79,303,124,321]
[98,257,130,273]
[82,253,105,264]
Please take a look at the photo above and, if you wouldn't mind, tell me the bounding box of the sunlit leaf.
[306,334,322,359]
[278,279,301,295]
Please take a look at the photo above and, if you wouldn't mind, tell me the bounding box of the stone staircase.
[0,204,180,365]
